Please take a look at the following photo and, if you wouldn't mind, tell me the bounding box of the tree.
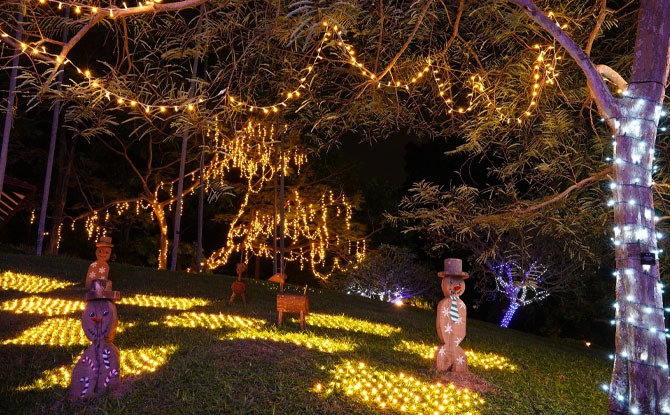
[332,244,435,303]
[378,1,670,412]
[489,258,550,328]
[4,1,670,412]
[202,122,367,280]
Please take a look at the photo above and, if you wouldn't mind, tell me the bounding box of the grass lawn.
[0,252,610,414]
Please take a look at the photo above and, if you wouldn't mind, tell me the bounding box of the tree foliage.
[331,244,435,303]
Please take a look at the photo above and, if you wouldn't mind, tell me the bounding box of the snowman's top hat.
[85,279,121,301]
[96,236,114,248]
[437,258,469,279]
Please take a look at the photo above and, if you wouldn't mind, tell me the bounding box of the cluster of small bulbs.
[163,312,264,330]
[203,122,365,279]
[18,345,178,391]
[396,340,517,371]
[3,317,132,346]
[223,326,355,354]
[600,96,670,414]
[0,295,85,316]
[305,312,402,337]
[2,7,563,122]
[118,294,210,310]
[316,360,484,415]
[0,271,75,293]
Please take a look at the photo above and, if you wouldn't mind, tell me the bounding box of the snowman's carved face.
[96,247,111,262]
[442,276,466,297]
[82,300,118,343]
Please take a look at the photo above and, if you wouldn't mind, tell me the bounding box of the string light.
[17,345,177,391]
[1,13,561,122]
[318,360,485,414]
[201,121,365,279]
[601,97,670,414]
[0,271,75,293]
[118,294,210,310]
[0,296,85,316]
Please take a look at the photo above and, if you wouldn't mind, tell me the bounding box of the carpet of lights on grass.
[396,340,517,371]
[0,271,76,293]
[119,294,210,310]
[222,326,356,353]
[1,272,516,413]
[163,312,265,329]
[305,312,402,336]
[2,317,134,346]
[0,296,86,315]
[18,345,178,391]
[314,360,485,415]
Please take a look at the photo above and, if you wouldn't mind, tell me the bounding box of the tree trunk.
[154,205,169,270]
[607,2,670,412]
[46,134,76,255]
[0,6,23,199]
[500,301,520,328]
[37,9,69,256]
[170,7,203,271]
[510,1,670,413]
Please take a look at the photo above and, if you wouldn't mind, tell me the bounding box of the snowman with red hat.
[434,258,469,372]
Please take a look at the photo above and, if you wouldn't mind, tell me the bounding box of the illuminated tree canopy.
[2,1,670,413]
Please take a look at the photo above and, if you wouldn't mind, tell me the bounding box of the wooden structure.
[434,258,469,373]
[85,236,114,290]
[69,240,122,400]
[276,285,309,330]
[228,263,248,304]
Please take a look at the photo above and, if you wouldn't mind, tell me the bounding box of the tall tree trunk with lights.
[607,3,670,413]
[512,1,670,413]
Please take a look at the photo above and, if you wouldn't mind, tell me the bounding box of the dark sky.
[341,134,413,186]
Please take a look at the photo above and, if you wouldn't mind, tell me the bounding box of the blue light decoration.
[490,260,550,328]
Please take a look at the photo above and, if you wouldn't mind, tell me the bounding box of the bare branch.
[585,0,607,57]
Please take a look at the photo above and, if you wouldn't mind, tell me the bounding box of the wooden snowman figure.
[434,258,469,372]
[85,236,114,290]
[69,239,121,400]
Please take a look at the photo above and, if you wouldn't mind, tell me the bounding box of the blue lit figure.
[493,260,549,328]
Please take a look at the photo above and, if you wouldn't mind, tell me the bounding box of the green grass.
[0,252,610,415]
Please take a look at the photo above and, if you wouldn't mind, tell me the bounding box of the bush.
[333,244,435,303]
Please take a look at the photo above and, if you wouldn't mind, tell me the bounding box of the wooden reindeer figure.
[229,263,248,304]
[434,258,469,373]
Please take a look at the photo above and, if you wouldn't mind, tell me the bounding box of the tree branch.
[509,0,619,120]
[44,0,209,86]
[355,0,433,99]
[513,166,612,214]
[585,0,607,57]
[460,167,613,226]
